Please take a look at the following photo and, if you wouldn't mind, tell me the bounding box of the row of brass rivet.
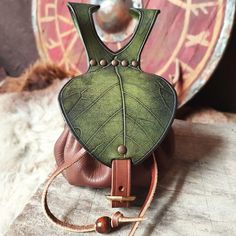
[89,59,139,67]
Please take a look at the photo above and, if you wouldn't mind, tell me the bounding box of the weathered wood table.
[6,120,236,235]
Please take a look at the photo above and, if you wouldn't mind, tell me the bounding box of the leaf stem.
[115,67,126,146]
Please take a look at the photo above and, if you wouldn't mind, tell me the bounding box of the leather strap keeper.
[110,159,133,208]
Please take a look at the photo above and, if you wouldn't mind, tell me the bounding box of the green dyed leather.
[59,2,177,166]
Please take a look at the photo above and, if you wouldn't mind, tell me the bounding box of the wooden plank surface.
[6,120,236,235]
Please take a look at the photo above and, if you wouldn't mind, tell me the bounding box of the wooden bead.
[95,216,112,234]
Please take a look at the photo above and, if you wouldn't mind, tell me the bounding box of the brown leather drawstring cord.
[129,152,158,235]
[42,148,96,233]
[42,148,158,235]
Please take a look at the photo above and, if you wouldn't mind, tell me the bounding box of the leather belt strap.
[111,159,131,208]
[42,148,158,235]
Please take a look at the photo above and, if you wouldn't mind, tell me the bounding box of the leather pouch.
[42,2,177,235]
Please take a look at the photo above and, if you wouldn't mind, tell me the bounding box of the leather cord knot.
[111,211,144,229]
[111,211,123,228]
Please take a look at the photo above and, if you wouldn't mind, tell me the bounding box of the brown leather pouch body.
[54,125,174,189]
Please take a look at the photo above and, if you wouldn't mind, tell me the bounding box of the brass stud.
[111,59,119,66]
[100,59,108,66]
[121,60,129,67]
[89,59,97,66]
[118,144,127,155]
[131,60,139,67]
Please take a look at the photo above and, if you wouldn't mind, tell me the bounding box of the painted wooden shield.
[33,0,235,107]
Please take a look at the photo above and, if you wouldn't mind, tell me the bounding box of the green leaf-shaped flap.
[59,3,177,167]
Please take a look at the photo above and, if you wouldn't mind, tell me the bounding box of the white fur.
[0,81,66,234]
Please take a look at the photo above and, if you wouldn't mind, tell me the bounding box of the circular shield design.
[33,0,235,106]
